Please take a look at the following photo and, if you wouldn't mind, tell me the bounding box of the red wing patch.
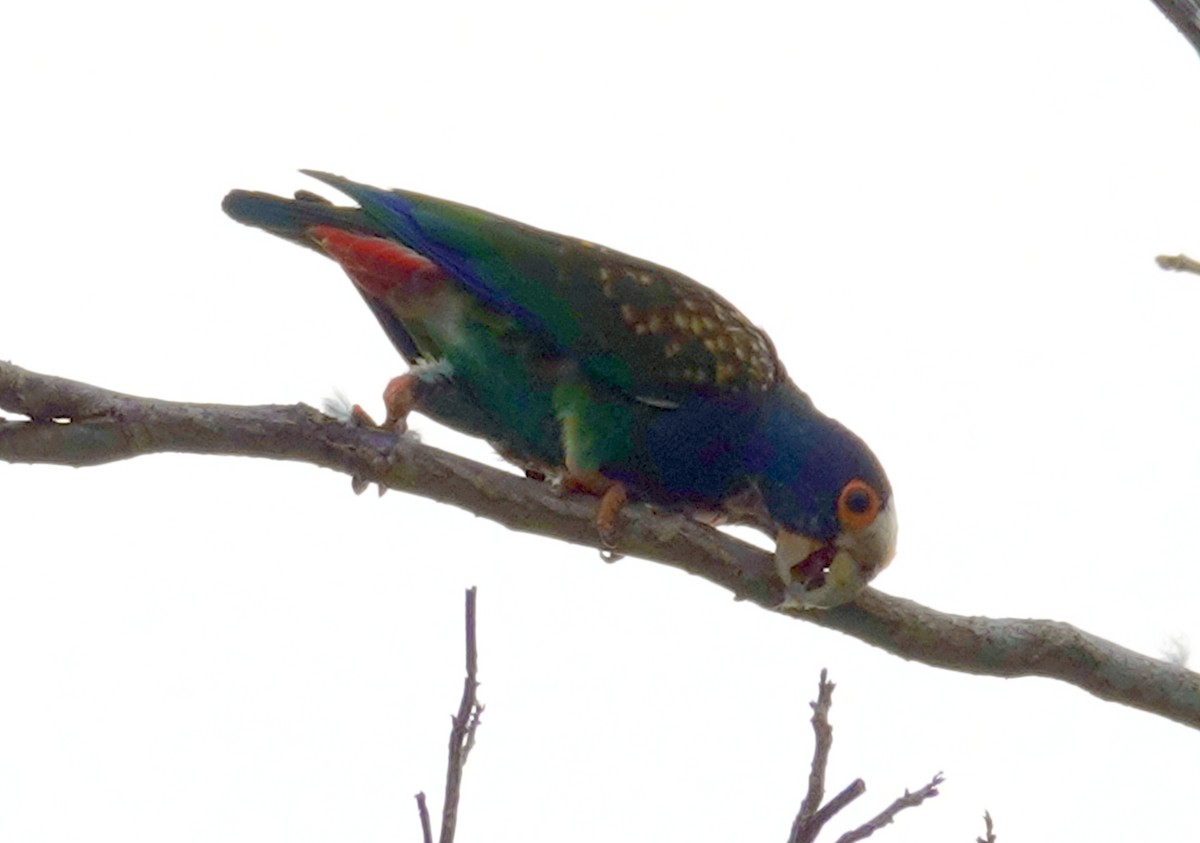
[308,225,447,302]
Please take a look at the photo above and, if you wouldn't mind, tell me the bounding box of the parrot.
[222,171,896,608]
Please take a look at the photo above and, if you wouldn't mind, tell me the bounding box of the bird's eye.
[836,479,881,530]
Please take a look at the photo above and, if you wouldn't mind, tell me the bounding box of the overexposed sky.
[3,1,1200,840]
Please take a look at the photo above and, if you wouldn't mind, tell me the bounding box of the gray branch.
[440,588,483,843]
[3,360,1200,730]
[788,670,844,843]
[832,774,943,843]
[1150,0,1200,55]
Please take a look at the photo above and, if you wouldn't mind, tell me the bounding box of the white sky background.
[2,1,1199,840]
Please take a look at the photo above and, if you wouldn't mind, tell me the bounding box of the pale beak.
[775,499,897,609]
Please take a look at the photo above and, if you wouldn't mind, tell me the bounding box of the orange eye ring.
[836,479,881,531]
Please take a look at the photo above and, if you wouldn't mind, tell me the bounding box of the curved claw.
[596,483,628,549]
[345,373,417,436]
[349,403,378,427]
[345,374,416,496]
[562,473,628,552]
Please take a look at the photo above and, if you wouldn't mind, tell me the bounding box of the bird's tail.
[222,187,387,252]
[223,180,434,364]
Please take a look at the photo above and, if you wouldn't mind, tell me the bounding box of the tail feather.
[222,183,422,362]
[222,188,386,252]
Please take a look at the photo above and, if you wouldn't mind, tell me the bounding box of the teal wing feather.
[303,171,784,407]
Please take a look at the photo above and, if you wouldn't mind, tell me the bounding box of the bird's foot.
[345,373,418,435]
[341,374,419,497]
[349,403,379,427]
[563,472,628,557]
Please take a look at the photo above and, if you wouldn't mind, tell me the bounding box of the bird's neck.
[751,382,847,538]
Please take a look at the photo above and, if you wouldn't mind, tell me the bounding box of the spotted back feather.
[302,171,783,407]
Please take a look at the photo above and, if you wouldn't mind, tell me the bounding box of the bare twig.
[789,670,841,843]
[440,588,483,843]
[807,779,867,835]
[415,792,434,843]
[4,361,1200,730]
[789,673,934,842]
[1156,253,1200,275]
[833,773,943,843]
[977,810,997,843]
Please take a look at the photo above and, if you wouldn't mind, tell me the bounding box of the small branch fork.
[786,671,940,843]
[406,605,952,841]
[4,361,1200,730]
[789,670,847,843]
[832,776,943,843]
[414,588,484,843]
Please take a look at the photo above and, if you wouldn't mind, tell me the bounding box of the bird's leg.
[382,373,419,432]
[307,224,452,436]
[343,373,421,497]
[349,373,419,434]
[563,471,628,549]
[595,483,628,547]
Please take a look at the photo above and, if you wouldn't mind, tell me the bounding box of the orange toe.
[596,483,628,547]
[563,472,627,548]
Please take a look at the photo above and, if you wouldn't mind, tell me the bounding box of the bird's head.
[753,386,897,609]
[773,479,897,608]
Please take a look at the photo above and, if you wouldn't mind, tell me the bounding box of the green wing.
[305,171,783,407]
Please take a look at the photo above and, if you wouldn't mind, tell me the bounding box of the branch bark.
[789,670,845,843]
[832,774,942,843]
[1149,0,1200,55]
[1156,253,1200,275]
[439,588,483,843]
[787,671,936,842]
[3,360,1200,730]
[415,793,434,843]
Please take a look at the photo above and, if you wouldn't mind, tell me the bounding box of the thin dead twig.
[415,792,434,843]
[409,589,483,843]
[439,588,484,843]
[807,779,867,835]
[977,810,997,843]
[787,672,939,842]
[789,670,852,843]
[833,773,943,843]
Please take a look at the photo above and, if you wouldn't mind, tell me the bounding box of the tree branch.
[788,671,934,842]
[977,811,997,843]
[415,792,434,843]
[1149,0,1200,56]
[1156,253,1200,275]
[789,669,846,843]
[439,588,483,843]
[832,773,943,843]
[4,360,1200,730]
